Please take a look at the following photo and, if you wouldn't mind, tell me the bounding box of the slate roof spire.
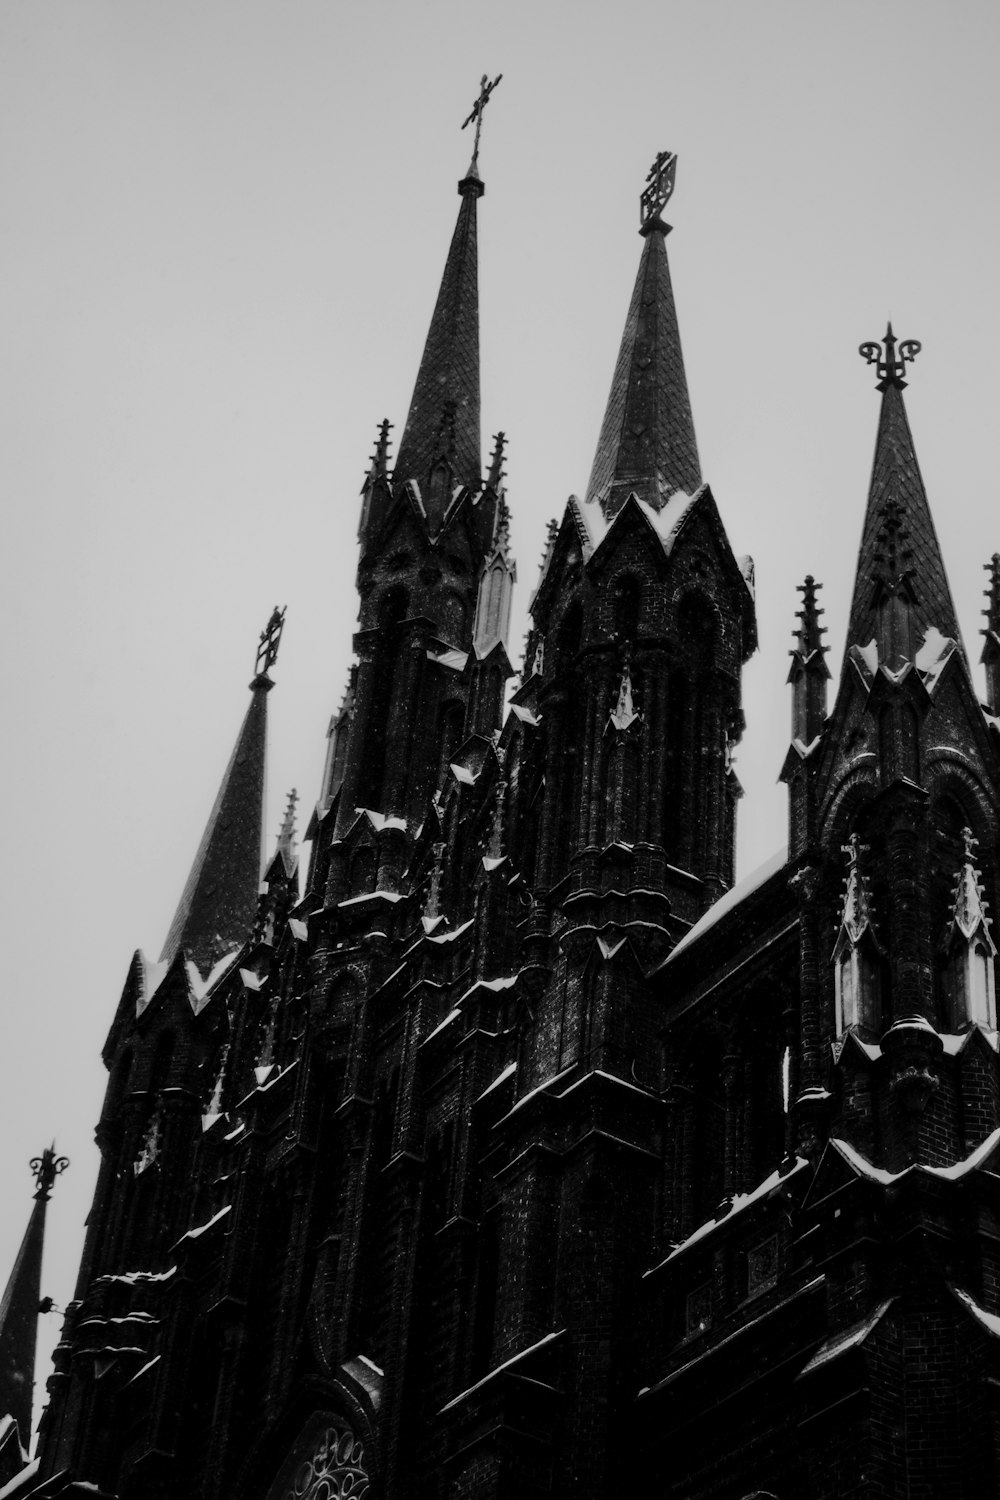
[159,609,285,974]
[0,1148,67,1446]
[585,150,701,519]
[393,79,502,500]
[848,327,962,657]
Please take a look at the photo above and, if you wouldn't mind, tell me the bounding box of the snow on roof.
[173,1204,232,1247]
[510,704,540,726]
[426,917,474,945]
[240,967,264,991]
[424,1007,461,1045]
[356,809,408,833]
[831,1123,1000,1185]
[125,1355,161,1387]
[482,855,507,872]
[338,890,404,907]
[439,1328,565,1413]
[186,949,241,1013]
[98,1266,176,1286]
[798,1299,894,1375]
[950,1283,1000,1339]
[459,975,518,1004]
[648,1157,809,1271]
[135,952,170,1017]
[0,1458,40,1499]
[476,1061,517,1104]
[450,762,478,785]
[500,1064,577,1122]
[915,624,956,690]
[665,845,789,963]
[571,486,706,563]
[427,647,468,673]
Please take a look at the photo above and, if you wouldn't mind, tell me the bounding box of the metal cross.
[255,606,286,678]
[859,322,921,391]
[640,150,677,228]
[461,74,503,161]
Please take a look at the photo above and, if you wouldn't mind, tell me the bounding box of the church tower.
[7,97,1000,1500]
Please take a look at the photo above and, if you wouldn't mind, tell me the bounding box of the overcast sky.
[3,0,1000,1432]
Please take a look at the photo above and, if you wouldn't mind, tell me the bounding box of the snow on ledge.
[648,1157,809,1271]
[950,1283,1000,1339]
[665,846,789,963]
[798,1299,894,1376]
[832,1124,1000,1185]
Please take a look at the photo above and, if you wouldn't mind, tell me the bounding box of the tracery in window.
[832,833,882,1035]
[277,1420,369,1500]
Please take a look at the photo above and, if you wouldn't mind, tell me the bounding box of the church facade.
[5,121,1000,1499]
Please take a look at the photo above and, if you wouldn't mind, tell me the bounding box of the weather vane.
[859,322,921,391]
[640,150,677,229]
[461,74,503,162]
[255,606,286,679]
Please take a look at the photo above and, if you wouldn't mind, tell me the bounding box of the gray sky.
[3,0,1000,1428]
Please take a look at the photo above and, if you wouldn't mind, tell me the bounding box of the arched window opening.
[612,574,642,642]
[349,846,375,897]
[832,828,882,1037]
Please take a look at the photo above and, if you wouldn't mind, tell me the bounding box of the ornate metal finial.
[859,322,921,391]
[30,1144,69,1203]
[461,73,503,163]
[640,150,677,230]
[255,606,286,680]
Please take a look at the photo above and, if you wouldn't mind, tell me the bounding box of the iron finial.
[640,150,677,231]
[254,606,286,681]
[859,322,921,391]
[461,73,503,165]
[30,1144,69,1202]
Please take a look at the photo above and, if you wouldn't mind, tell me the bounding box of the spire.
[160,609,284,973]
[585,151,700,519]
[0,1149,67,1443]
[848,328,961,659]
[393,79,501,502]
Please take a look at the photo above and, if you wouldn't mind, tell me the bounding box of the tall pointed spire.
[585,151,700,519]
[0,1149,67,1446]
[160,609,285,974]
[848,328,961,656]
[393,79,501,501]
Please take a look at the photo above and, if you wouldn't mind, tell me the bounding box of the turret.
[527,151,755,921]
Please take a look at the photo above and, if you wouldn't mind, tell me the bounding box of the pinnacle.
[275,789,299,877]
[792,576,829,659]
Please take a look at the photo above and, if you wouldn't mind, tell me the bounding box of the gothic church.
[4,115,1000,1500]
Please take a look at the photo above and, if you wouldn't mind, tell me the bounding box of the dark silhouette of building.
[5,125,1000,1499]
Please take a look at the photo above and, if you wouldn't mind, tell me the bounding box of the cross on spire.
[254,606,286,681]
[461,73,502,165]
[859,322,921,391]
[640,150,677,230]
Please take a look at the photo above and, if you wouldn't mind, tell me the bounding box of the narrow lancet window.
[832,834,882,1035]
[944,828,997,1031]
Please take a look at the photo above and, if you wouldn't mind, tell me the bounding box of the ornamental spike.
[859,322,921,391]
